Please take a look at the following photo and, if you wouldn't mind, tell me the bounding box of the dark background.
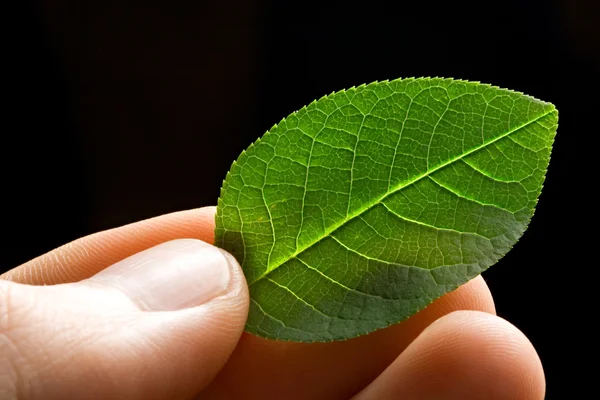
[4,0,597,398]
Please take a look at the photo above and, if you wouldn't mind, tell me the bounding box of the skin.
[0,207,545,399]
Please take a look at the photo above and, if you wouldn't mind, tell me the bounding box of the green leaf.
[215,77,557,342]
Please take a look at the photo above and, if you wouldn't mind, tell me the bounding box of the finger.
[0,239,249,400]
[1,207,217,285]
[200,275,495,399]
[353,311,545,400]
[2,206,496,399]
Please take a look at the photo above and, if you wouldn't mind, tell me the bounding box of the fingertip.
[422,311,544,398]
[355,311,545,400]
[132,241,250,394]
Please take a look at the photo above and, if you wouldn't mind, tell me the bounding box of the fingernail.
[89,239,232,311]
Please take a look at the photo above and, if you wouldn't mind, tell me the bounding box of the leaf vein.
[379,202,492,240]
[265,277,332,319]
[462,159,526,184]
[427,176,515,214]
[330,235,422,269]
[295,257,389,300]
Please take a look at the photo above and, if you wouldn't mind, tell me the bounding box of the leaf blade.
[216,77,557,342]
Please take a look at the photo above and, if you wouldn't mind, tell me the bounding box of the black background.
[3,1,597,398]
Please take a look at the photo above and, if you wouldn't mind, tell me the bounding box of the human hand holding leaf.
[1,207,546,399]
[1,77,552,400]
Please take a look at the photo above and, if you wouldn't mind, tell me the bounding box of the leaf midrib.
[248,107,555,286]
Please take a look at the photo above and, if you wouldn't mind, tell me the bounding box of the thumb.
[0,239,249,400]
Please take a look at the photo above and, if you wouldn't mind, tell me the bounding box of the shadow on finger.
[200,275,496,400]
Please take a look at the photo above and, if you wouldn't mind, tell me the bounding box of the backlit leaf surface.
[215,77,557,342]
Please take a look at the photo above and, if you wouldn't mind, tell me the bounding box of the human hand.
[1,207,545,399]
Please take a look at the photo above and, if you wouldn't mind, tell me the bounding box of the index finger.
[1,207,217,285]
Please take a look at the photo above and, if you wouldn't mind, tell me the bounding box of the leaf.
[215,77,557,342]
